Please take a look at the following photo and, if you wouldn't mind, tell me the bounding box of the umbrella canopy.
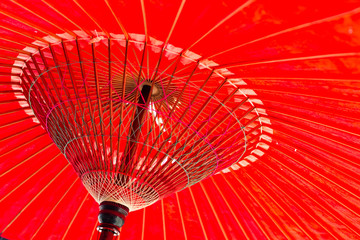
[1,0,360,239]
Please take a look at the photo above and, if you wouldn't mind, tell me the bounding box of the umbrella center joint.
[140,80,161,97]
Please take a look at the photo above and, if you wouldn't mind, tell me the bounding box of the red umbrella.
[1,0,360,239]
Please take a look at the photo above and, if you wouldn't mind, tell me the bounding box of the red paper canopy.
[1,0,360,239]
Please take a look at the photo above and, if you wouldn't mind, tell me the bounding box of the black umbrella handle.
[97,201,129,240]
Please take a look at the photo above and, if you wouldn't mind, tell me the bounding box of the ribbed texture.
[0,1,360,239]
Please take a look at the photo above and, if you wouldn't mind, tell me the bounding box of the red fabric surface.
[0,1,359,239]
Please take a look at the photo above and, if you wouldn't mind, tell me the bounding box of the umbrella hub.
[140,80,161,97]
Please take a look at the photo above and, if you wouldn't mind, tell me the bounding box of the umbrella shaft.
[125,84,152,165]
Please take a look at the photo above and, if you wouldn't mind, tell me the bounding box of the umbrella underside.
[0,0,359,239]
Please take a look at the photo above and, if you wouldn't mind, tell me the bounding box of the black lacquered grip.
[97,201,130,237]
